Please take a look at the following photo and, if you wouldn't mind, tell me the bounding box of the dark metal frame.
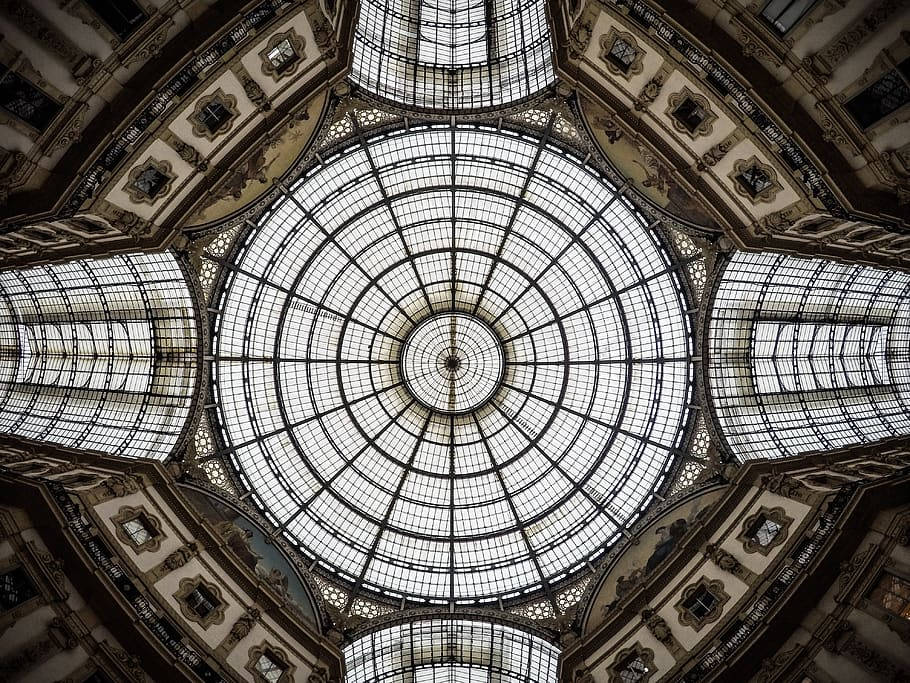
[205,118,697,608]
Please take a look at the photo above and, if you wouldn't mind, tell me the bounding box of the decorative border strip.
[682,482,857,680]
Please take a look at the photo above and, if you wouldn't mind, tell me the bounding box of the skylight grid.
[708,251,910,461]
[0,251,196,460]
[344,619,560,683]
[213,125,692,604]
[351,0,554,110]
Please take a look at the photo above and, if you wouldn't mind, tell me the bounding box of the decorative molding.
[808,0,905,78]
[163,133,209,173]
[174,575,228,629]
[674,577,730,632]
[641,608,684,660]
[93,474,143,501]
[219,607,261,654]
[634,66,671,112]
[150,542,199,582]
[823,620,910,679]
[759,473,815,503]
[695,128,744,173]
[738,506,793,555]
[704,543,758,583]
[111,505,164,554]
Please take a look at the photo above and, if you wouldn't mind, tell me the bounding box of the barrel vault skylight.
[350,0,556,110]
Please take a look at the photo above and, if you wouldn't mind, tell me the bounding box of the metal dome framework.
[350,0,555,111]
[343,616,561,682]
[210,121,695,607]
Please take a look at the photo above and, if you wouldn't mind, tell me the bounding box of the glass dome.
[212,123,693,604]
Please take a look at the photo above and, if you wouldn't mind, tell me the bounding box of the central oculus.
[401,312,504,414]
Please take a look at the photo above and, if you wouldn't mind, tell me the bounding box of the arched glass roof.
[343,618,560,682]
[708,250,910,461]
[212,124,693,604]
[350,0,555,111]
[0,251,198,459]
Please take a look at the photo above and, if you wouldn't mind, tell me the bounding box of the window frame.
[674,577,730,632]
[188,88,240,141]
[0,565,39,612]
[599,29,644,79]
[112,505,163,553]
[246,642,296,683]
[760,0,818,36]
[738,505,793,555]
[608,643,655,683]
[666,87,718,139]
[174,576,227,629]
[125,158,176,204]
[259,30,305,80]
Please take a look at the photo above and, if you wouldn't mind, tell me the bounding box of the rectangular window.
[747,514,782,547]
[617,655,649,683]
[255,651,287,683]
[673,97,708,133]
[869,573,910,620]
[735,166,773,198]
[266,39,299,74]
[185,584,220,619]
[197,101,232,135]
[761,0,817,34]
[83,0,146,41]
[607,38,638,74]
[752,322,891,394]
[0,67,62,132]
[682,585,718,621]
[0,566,38,610]
[846,59,910,129]
[121,513,156,546]
[16,321,154,393]
[131,165,171,200]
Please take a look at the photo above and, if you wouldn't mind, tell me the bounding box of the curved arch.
[210,123,694,605]
[350,0,556,111]
[0,250,199,459]
[706,250,910,461]
[343,615,560,683]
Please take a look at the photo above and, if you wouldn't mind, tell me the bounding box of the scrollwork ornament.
[641,608,673,645]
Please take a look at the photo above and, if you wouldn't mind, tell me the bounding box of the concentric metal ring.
[212,123,693,604]
[401,312,504,414]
